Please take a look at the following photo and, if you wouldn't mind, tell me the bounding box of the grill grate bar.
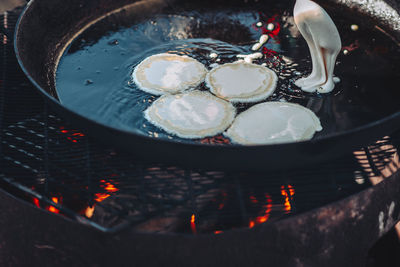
[234,174,248,225]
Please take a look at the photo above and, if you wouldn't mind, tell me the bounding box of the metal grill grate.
[1,8,399,235]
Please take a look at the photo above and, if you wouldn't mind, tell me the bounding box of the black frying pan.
[13,0,400,171]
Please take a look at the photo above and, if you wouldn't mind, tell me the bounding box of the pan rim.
[13,0,400,153]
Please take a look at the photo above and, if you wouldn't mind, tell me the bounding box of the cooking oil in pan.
[56,5,400,145]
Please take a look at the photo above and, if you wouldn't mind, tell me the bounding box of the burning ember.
[247,185,295,229]
[281,185,295,212]
[47,197,60,214]
[191,214,197,234]
[33,197,40,208]
[85,206,95,218]
[30,176,120,220]
[94,193,110,202]
[59,126,85,143]
[32,196,61,214]
[95,179,119,202]
[249,194,273,228]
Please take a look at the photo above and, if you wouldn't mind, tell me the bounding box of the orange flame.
[191,214,197,234]
[249,194,273,228]
[85,206,95,218]
[47,197,60,214]
[95,193,111,202]
[59,126,85,143]
[33,198,40,208]
[214,230,223,235]
[249,221,256,228]
[95,180,119,202]
[281,185,295,212]
[104,182,118,193]
[32,196,60,214]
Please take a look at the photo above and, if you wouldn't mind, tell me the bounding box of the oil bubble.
[84,79,94,85]
[108,39,119,45]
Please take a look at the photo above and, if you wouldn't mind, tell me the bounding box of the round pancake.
[133,53,207,95]
[225,102,322,145]
[205,61,277,103]
[145,91,236,139]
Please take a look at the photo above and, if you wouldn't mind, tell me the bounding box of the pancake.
[145,91,236,139]
[205,61,277,103]
[133,53,207,95]
[225,102,322,145]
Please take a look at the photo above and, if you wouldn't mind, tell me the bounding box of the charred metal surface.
[273,171,400,266]
[0,172,399,267]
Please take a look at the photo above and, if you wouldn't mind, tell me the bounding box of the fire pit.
[1,2,400,267]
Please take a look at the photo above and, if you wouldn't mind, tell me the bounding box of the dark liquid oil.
[56,0,400,145]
